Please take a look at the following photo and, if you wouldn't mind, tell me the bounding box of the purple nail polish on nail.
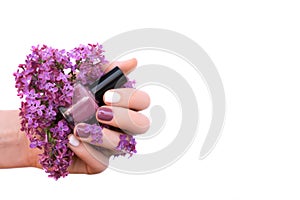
[75,124,90,138]
[97,107,113,121]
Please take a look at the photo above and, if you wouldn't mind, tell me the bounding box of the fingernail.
[104,91,121,103]
[69,135,80,147]
[75,124,90,138]
[97,107,113,121]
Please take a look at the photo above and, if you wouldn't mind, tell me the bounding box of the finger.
[102,58,137,75]
[67,134,109,174]
[96,106,150,134]
[103,88,150,111]
[74,123,120,151]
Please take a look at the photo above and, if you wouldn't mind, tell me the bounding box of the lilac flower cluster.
[13,44,110,180]
[116,134,137,156]
[73,44,107,86]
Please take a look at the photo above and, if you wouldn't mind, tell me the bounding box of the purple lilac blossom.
[115,134,137,157]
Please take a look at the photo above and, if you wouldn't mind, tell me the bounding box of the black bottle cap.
[90,66,127,106]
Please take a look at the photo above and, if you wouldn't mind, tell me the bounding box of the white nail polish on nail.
[69,135,80,147]
[104,91,120,103]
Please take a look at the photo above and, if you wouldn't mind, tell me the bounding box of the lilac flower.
[45,105,57,119]
[38,71,51,83]
[29,100,46,116]
[58,121,69,136]
[115,134,137,156]
[56,72,68,82]
[29,139,45,149]
[44,83,59,95]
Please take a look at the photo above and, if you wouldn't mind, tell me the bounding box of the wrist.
[0,110,41,169]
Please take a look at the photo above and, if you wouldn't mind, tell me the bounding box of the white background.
[0,0,300,199]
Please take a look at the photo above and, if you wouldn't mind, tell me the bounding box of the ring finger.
[74,123,135,153]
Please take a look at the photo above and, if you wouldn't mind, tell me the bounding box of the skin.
[0,58,150,175]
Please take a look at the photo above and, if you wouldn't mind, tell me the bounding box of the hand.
[67,58,150,174]
[0,58,150,174]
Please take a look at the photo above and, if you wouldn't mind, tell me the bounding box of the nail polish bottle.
[59,67,127,126]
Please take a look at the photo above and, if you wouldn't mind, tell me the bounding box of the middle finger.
[96,106,150,134]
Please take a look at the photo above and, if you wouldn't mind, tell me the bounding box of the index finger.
[102,58,137,75]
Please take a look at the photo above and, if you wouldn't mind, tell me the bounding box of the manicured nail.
[69,135,80,147]
[97,107,113,121]
[75,124,90,138]
[104,91,121,103]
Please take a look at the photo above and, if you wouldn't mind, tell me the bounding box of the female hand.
[67,58,150,174]
[0,58,150,175]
